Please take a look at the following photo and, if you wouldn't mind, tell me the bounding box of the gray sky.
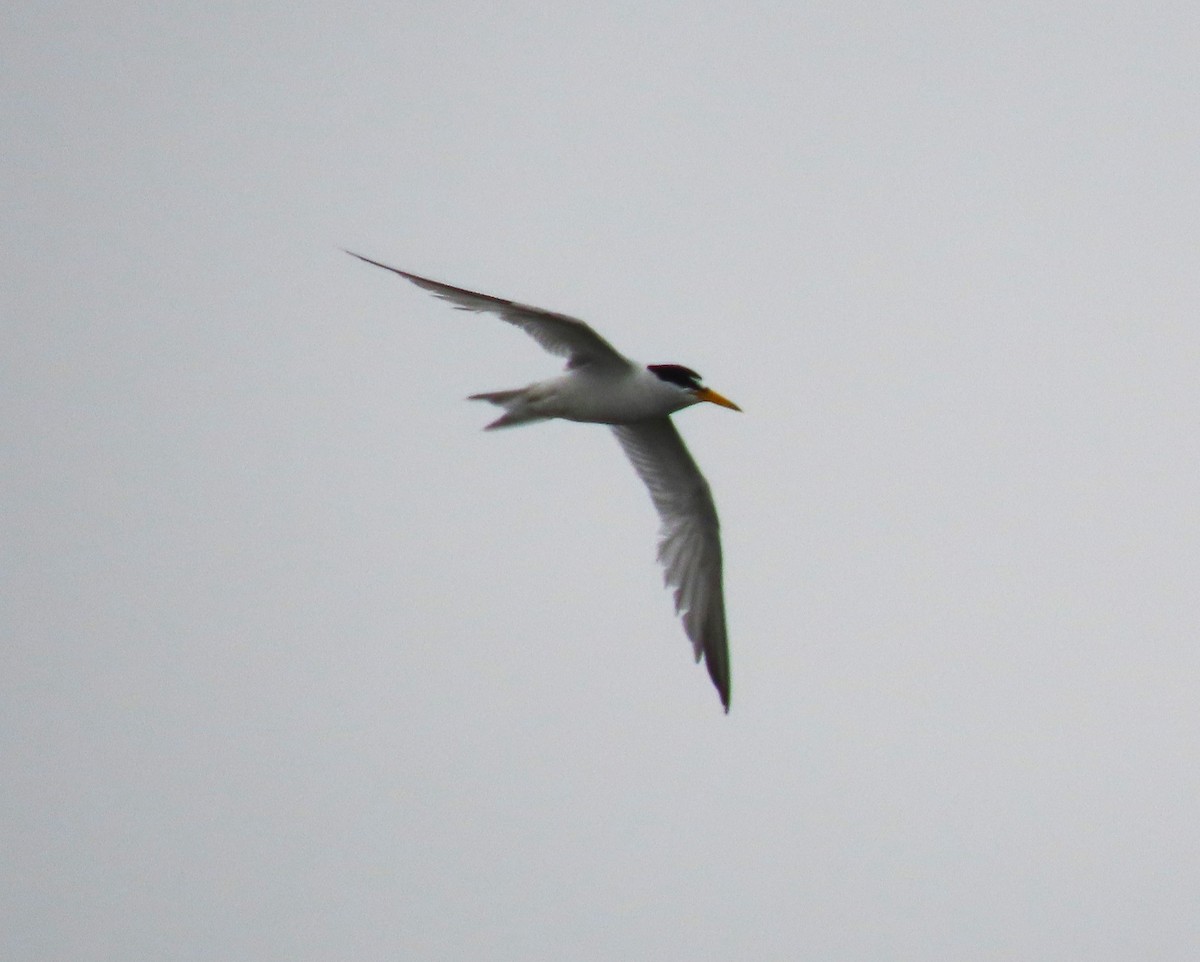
[5,1,1200,959]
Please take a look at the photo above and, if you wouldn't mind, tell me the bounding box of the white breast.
[544,367,695,425]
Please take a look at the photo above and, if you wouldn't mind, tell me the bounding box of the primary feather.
[344,251,629,370]
[611,419,730,710]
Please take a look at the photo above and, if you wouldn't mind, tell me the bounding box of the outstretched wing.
[346,251,630,370]
[611,418,731,711]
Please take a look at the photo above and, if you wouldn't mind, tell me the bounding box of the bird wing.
[346,251,631,370]
[611,418,731,711]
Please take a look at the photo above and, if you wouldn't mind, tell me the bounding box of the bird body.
[472,365,704,429]
[347,251,739,711]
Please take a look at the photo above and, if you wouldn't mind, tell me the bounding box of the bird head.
[648,364,741,411]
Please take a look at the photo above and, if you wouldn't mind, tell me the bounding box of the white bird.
[348,251,740,712]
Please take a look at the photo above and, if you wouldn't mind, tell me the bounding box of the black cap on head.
[647,364,703,390]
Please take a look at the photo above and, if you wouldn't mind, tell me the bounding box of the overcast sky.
[5,1,1200,959]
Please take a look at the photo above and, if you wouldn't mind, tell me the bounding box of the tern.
[348,251,740,712]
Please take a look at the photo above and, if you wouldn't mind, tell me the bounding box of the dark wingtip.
[343,248,402,272]
[709,664,731,714]
[344,248,383,268]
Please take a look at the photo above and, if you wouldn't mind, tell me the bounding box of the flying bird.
[347,251,740,711]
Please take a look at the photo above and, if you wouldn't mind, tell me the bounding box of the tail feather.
[468,389,523,405]
[468,389,545,430]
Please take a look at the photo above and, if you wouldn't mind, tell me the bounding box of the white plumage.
[348,251,739,711]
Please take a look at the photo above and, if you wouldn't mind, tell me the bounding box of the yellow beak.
[693,387,742,412]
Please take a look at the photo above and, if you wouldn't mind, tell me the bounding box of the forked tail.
[468,389,546,430]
